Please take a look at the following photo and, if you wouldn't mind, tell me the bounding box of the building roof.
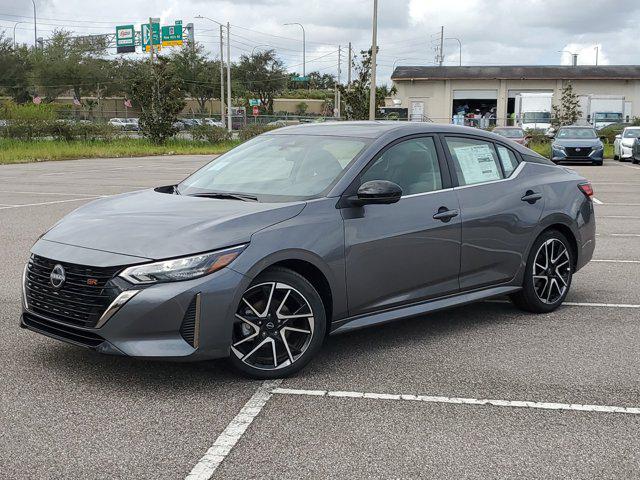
[391,65,640,81]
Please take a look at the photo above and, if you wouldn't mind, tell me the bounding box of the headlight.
[593,144,604,151]
[553,144,565,151]
[119,245,246,284]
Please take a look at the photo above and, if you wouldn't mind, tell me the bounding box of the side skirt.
[330,285,522,335]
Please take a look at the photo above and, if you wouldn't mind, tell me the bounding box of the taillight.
[578,182,594,198]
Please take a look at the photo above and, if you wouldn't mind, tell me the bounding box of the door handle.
[433,207,459,222]
[521,191,543,204]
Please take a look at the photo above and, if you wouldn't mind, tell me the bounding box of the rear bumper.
[21,245,251,361]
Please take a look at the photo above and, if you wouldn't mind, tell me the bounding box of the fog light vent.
[180,294,201,348]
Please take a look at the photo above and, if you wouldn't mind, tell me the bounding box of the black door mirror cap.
[349,180,403,206]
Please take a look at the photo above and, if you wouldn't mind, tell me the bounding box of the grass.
[0,138,240,164]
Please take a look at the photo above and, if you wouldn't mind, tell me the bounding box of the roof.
[391,65,640,81]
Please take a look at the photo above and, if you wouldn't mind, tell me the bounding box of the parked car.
[172,120,185,131]
[203,118,224,128]
[181,118,202,129]
[123,118,139,131]
[108,118,127,130]
[613,126,640,161]
[550,126,604,165]
[20,122,595,378]
[632,137,640,164]
[492,126,530,146]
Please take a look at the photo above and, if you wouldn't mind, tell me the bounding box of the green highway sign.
[142,20,161,52]
[115,25,135,53]
[249,99,263,106]
[292,76,310,82]
[162,20,183,47]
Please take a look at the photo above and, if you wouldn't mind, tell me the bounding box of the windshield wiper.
[188,192,258,202]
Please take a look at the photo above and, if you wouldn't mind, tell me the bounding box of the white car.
[614,127,640,161]
[203,118,224,128]
[108,118,127,129]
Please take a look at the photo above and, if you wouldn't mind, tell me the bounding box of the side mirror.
[524,135,532,140]
[349,180,402,206]
[615,134,622,139]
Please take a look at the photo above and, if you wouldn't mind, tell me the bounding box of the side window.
[445,137,503,186]
[361,137,443,195]
[496,145,519,177]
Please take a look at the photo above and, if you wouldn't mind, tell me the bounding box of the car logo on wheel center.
[50,264,66,289]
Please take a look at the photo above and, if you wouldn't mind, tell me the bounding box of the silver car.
[614,127,640,161]
[21,122,596,378]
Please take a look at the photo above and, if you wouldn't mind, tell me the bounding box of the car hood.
[553,138,602,147]
[41,189,306,260]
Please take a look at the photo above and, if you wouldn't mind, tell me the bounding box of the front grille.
[23,312,105,348]
[179,295,200,348]
[25,255,122,328]
[566,147,592,157]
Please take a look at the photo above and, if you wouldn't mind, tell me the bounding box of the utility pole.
[595,45,599,66]
[369,0,378,121]
[226,22,232,133]
[219,25,226,128]
[347,42,352,85]
[31,0,37,49]
[284,23,306,77]
[148,17,155,63]
[13,22,23,49]
[335,45,341,118]
[439,26,444,67]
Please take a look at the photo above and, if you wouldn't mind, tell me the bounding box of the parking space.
[1,156,639,479]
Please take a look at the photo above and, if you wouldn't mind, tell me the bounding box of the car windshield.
[522,112,551,123]
[494,128,524,138]
[556,128,597,139]
[178,134,369,201]
[623,129,640,138]
[594,113,622,121]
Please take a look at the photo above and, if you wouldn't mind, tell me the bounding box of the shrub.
[0,120,118,141]
[1,101,58,122]
[191,124,231,143]
[238,123,282,142]
[295,102,309,115]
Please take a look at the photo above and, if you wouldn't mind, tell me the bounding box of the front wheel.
[593,161,603,166]
[510,230,573,313]
[229,267,326,379]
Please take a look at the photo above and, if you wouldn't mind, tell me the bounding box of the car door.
[442,135,545,290]
[341,135,461,316]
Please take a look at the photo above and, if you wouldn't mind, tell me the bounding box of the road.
[1,155,639,479]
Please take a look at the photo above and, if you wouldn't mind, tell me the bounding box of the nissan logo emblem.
[575,148,581,152]
[50,264,66,289]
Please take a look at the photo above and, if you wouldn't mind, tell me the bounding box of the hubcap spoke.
[533,238,570,305]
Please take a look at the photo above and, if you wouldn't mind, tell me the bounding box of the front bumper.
[620,145,634,159]
[552,147,604,163]
[21,247,249,361]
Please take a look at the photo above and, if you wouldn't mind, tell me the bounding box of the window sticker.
[453,144,501,184]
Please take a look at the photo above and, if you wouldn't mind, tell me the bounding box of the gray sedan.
[551,126,604,165]
[21,122,596,378]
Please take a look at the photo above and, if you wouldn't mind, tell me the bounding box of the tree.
[337,49,396,120]
[31,30,108,102]
[170,44,220,114]
[0,35,32,103]
[551,81,582,127]
[235,50,287,114]
[129,57,186,144]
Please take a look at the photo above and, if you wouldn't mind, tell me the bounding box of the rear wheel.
[510,230,573,313]
[229,267,326,379]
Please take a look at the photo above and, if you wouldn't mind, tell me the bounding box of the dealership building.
[390,65,640,126]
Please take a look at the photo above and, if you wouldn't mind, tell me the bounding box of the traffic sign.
[292,76,309,82]
[252,106,259,117]
[142,20,161,52]
[116,25,135,53]
[162,21,183,47]
[248,99,262,106]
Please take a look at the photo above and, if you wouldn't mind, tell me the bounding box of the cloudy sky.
[2,0,640,84]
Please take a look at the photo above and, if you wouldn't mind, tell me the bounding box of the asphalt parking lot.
[1,155,640,479]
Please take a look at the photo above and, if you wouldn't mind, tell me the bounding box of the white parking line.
[598,216,640,219]
[185,379,282,480]
[271,387,640,415]
[0,196,102,209]
[595,203,640,206]
[596,233,640,237]
[592,197,604,205]
[592,259,640,264]
[0,191,102,197]
[486,299,640,309]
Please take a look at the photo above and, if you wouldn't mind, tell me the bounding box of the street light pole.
[31,0,37,48]
[369,0,378,120]
[445,37,462,66]
[219,25,226,128]
[13,22,23,49]
[226,22,232,133]
[284,23,305,77]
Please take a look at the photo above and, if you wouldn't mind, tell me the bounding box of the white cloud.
[560,43,609,66]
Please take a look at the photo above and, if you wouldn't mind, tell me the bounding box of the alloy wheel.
[532,238,571,304]
[231,282,315,371]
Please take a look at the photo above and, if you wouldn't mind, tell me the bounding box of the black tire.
[633,158,639,165]
[510,230,573,313]
[593,161,603,166]
[614,154,619,160]
[228,267,327,379]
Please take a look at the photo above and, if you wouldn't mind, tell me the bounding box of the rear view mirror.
[349,180,402,206]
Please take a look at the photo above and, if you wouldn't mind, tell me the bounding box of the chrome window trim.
[401,187,455,199]
[453,161,526,191]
